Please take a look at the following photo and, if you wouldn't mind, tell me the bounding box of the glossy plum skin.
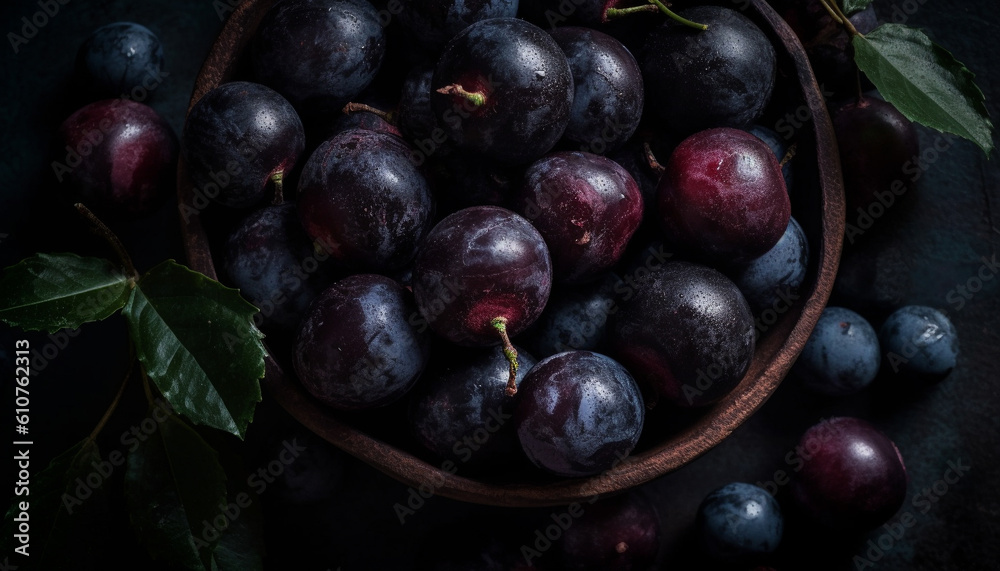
[54,99,177,215]
[516,152,643,284]
[223,204,324,334]
[549,27,643,154]
[293,274,430,410]
[795,307,881,396]
[412,206,552,346]
[833,97,919,212]
[606,261,755,407]
[298,128,434,273]
[521,274,617,359]
[696,482,783,561]
[791,417,908,530]
[251,0,385,115]
[879,306,959,380]
[657,128,790,263]
[398,0,520,52]
[409,346,538,469]
[515,351,644,477]
[183,81,305,208]
[76,22,164,98]
[747,124,794,193]
[642,6,775,136]
[557,493,661,571]
[729,217,809,317]
[430,18,573,164]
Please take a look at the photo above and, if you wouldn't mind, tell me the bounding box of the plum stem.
[491,317,519,396]
[648,0,707,30]
[615,541,629,554]
[342,102,397,124]
[437,84,486,107]
[643,141,666,176]
[75,202,139,280]
[779,143,798,168]
[270,171,284,205]
[605,4,659,21]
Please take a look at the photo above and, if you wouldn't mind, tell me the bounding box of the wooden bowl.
[178,0,844,507]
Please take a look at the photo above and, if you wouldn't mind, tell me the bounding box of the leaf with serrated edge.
[0,439,110,569]
[0,253,131,333]
[123,260,265,438]
[126,411,228,571]
[212,496,264,571]
[841,0,872,15]
[853,24,994,155]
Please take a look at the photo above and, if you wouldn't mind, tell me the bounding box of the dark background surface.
[0,0,997,569]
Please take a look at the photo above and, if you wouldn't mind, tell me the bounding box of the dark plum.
[747,124,794,193]
[794,307,881,396]
[642,6,776,136]
[658,128,790,263]
[556,493,661,570]
[696,482,783,561]
[514,350,644,477]
[182,81,305,208]
[879,305,959,380]
[791,417,908,530]
[728,216,809,318]
[778,0,878,96]
[251,0,385,115]
[430,18,573,164]
[833,97,920,212]
[75,22,165,99]
[515,151,643,283]
[412,206,552,352]
[608,139,663,222]
[223,203,326,334]
[409,345,538,470]
[606,261,755,407]
[54,99,177,216]
[549,27,643,154]
[398,65,438,143]
[397,0,520,52]
[520,274,618,359]
[293,274,430,410]
[297,128,434,273]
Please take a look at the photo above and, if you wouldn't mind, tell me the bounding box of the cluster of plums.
[177,0,804,480]
[47,0,959,566]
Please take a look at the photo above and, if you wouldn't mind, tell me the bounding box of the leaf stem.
[88,347,136,441]
[647,0,707,31]
[817,0,843,24]
[75,203,139,280]
[822,0,860,36]
[491,317,519,396]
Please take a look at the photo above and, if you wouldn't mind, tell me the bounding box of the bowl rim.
[176,0,845,507]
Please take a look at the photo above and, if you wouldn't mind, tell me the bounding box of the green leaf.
[853,24,994,155]
[0,253,131,332]
[125,411,228,571]
[212,496,264,571]
[0,439,110,569]
[123,260,265,438]
[840,0,872,15]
